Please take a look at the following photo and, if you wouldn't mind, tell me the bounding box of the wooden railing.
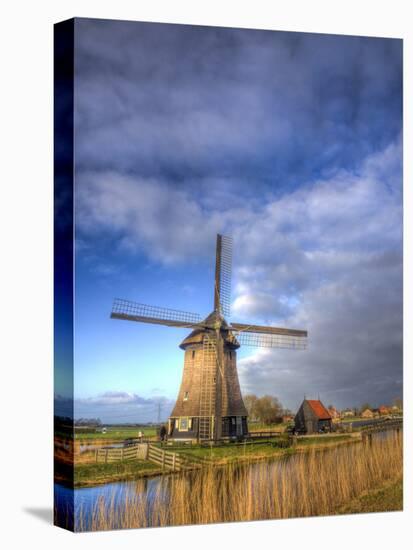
[360,418,403,437]
[245,431,282,439]
[89,442,201,472]
[147,444,202,472]
[94,443,148,463]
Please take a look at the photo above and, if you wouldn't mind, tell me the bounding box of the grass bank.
[336,476,402,514]
[74,460,161,487]
[174,434,355,464]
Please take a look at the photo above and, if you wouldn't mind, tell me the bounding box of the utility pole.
[157,402,162,425]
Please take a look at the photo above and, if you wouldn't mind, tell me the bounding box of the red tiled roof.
[306,400,332,420]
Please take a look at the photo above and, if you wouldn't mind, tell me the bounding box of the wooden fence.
[93,442,201,472]
[94,443,148,463]
[147,444,202,472]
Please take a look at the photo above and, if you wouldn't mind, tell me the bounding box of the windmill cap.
[179,310,240,349]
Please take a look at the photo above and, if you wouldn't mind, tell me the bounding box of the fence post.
[162,450,165,471]
[172,453,176,471]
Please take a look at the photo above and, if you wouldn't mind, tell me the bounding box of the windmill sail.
[111,298,203,328]
[214,234,232,317]
[230,322,307,349]
[234,331,307,349]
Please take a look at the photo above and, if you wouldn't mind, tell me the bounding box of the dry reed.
[76,431,402,531]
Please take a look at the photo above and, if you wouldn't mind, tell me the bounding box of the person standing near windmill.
[111,234,307,443]
[159,424,167,443]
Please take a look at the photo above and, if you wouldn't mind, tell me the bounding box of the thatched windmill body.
[111,235,307,442]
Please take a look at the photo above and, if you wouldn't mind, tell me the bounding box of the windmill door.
[236,417,242,436]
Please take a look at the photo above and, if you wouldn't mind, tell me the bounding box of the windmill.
[110,234,307,442]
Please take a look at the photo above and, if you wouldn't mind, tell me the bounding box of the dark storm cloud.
[74,19,402,191]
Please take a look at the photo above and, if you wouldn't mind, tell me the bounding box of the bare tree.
[254,395,283,425]
[243,394,258,421]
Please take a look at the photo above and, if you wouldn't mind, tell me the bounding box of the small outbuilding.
[294,399,332,434]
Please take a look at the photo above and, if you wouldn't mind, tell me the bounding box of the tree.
[254,395,283,425]
[243,394,258,421]
[75,417,102,427]
[360,403,373,412]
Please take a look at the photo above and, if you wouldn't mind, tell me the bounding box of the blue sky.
[58,19,402,422]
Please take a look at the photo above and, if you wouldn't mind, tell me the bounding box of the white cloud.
[235,140,402,409]
[77,172,224,264]
[76,138,402,410]
[73,391,175,423]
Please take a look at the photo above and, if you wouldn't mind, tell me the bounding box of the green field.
[74,426,157,440]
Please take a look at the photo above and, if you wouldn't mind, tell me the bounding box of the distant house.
[361,408,374,418]
[294,399,332,434]
[341,409,354,417]
[378,406,390,416]
[328,406,340,420]
[282,415,294,423]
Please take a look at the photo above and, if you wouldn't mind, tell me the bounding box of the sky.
[56,18,402,423]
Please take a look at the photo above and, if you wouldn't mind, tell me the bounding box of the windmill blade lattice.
[230,322,307,338]
[234,331,307,349]
[111,298,203,328]
[214,234,233,317]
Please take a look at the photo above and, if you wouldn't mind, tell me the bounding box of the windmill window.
[229,351,232,359]
[179,417,189,431]
[183,391,189,401]
[192,350,196,359]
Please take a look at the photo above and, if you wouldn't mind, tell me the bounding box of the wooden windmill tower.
[111,234,307,442]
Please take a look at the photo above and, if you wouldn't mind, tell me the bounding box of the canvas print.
[54,18,403,532]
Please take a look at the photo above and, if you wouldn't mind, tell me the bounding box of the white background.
[0,0,411,548]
